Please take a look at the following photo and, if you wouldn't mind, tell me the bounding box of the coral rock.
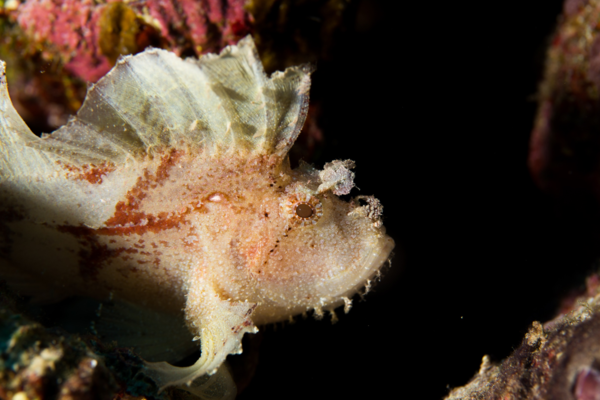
[445,272,600,400]
[530,0,600,205]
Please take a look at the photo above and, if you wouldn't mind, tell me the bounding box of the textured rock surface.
[445,273,600,400]
[0,284,232,399]
[0,285,138,400]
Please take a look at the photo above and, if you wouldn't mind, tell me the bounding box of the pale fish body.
[0,37,394,398]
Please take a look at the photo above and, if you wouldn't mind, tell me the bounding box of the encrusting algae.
[0,36,394,398]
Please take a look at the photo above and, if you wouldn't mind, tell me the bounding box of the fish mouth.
[248,232,395,325]
[329,232,395,299]
[298,231,395,314]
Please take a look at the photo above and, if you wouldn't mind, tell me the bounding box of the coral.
[445,272,600,400]
[13,0,251,82]
[529,0,600,202]
[0,0,253,133]
[140,0,250,55]
[0,286,118,400]
[0,284,218,399]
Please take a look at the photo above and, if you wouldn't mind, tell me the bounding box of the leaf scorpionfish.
[0,36,394,398]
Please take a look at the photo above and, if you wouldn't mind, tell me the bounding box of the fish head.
[240,160,395,324]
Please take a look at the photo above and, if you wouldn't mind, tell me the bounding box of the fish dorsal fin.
[25,36,312,164]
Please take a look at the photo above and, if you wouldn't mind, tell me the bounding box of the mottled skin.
[0,37,393,398]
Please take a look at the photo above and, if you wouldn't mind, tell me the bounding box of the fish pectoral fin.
[147,361,237,400]
[143,281,257,398]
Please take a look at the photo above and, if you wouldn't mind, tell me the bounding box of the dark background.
[238,1,595,399]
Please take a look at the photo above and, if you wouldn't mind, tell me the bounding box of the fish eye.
[281,192,323,227]
[295,203,313,218]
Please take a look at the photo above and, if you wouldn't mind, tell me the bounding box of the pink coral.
[142,0,252,55]
[178,0,211,52]
[16,0,111,82]
[13,0,252,83]
[222,0,250,43]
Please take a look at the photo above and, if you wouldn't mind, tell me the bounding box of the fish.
[0,36,394,399]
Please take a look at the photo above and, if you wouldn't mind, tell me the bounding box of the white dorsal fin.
[17,36,312,165]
